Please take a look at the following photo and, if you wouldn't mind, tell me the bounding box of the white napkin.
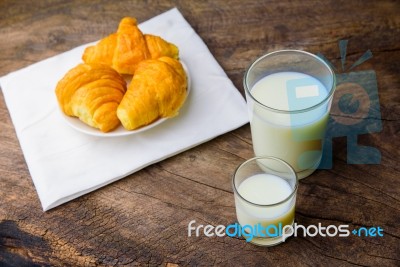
[0,8,249,211]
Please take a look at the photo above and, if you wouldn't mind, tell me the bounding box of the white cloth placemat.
[0,8,249,211]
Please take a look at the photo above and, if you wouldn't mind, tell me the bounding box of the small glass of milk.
[232,156,298,246]
[244,50,336,179]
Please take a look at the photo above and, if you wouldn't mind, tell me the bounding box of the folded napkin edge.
[42,119,248,211]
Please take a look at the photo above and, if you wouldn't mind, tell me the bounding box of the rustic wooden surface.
[0,0,399,266]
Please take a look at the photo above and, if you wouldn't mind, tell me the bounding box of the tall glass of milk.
[244,50,336,179]
[232,156,298,246]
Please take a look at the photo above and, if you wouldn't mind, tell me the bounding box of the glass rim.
[232,156,299,207]
[243,49,336,114]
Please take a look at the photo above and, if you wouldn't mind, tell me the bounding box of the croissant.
[82,17,179,75]
[117,57,187,130]
[55,63,127,132]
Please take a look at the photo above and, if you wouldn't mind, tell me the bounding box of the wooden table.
[1,1,399,266]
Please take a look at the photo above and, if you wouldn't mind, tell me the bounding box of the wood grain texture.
[0,0,399,266]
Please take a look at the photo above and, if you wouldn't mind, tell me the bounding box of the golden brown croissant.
[117,57,187,130]
[82,17,179,75]
[55,63,127,132]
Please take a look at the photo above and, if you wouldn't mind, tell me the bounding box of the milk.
[235,174,295,236]
[249,72,330,178]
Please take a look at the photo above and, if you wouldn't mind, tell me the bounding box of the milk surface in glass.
[250,71,329,178]
[235,173,295,231]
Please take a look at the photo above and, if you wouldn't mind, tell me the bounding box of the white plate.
[61,61,191,137]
